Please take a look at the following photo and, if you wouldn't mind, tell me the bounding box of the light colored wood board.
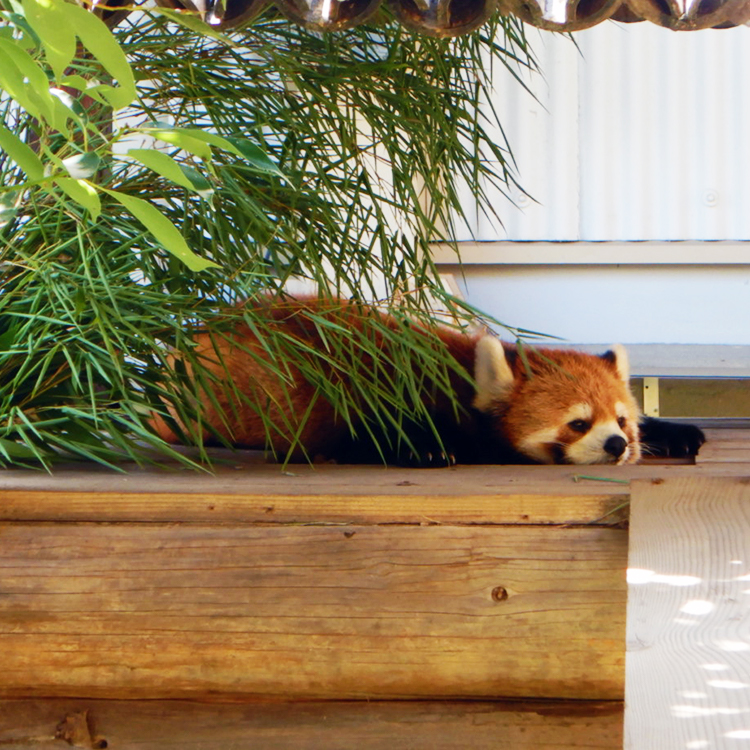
[5,463,750,527]
[0,460,716,499]
[0,489,630,525]
[0,698,624,750]
[625,478,750,750]
[0,523,627,701]
[697,442,750,453]
[696,456,750,465]
[703,427,750,442]
[702,428,750,443]
[696,444,750,464]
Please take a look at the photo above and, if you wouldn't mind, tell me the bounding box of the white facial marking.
[518,426,561,463]
[566,418,630,465]
[563,403,593,423]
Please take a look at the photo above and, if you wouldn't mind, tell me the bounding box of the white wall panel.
[474,33,581,241]
[475,24,750,242]
[449,264,750,345]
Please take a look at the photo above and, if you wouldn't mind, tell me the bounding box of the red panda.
[151,297,704,466]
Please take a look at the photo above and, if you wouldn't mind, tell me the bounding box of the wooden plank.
[700,428,750,443]
[0,489,630,525]
[696,453,750,465]
[0,522,627,701]
[685,428,750,465]
[0,459,720,500]
[625,478,750,749]
[0,698,624,750]
[0,459,739,526]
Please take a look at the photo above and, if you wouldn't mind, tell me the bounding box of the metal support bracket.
[642,376,660,417]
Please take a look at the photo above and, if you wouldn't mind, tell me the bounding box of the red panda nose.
[604,435,628,458]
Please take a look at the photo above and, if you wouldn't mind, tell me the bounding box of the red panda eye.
[618,416,627,428]
[568,419,590,433]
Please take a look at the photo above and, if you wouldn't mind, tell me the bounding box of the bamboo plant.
[0,0,534,468]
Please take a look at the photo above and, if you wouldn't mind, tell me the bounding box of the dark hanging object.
[624,0,750,28]
[82,0,135,26]
[609,2,645,21]
[387,0,498,36]
[273,0,382,30]
[99,0,750,34]
[506,0,622,29]
[206,0,271,27]
[153,0,270,28]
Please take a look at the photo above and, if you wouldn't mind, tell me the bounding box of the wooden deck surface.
[626,477,750,749]
[0,426,747,748]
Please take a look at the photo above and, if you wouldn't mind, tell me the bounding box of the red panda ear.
[600,344,630,383]
[473,336,515,411]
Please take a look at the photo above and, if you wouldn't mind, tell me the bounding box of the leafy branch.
[0,0,535,467]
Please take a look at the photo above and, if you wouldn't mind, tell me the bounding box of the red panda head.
[472,338,641,465]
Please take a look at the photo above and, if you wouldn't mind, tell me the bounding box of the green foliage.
[0,0,534,468]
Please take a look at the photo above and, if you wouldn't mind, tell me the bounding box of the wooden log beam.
[0,698,624,749]
[0,523,626,701]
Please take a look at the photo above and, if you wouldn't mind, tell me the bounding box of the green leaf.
[125,148,214,196]
[0,191,20,228]
[0,436,38,459]
[61,152,101,179]
[55,178,101,219]
[0,123,44,181]
[0,37,56,125]
[143,126,283,177]
[145,128,214,160]
[221,135,285,177]
[179,165,214,198]
[56,0,136,108]
[21,0,77,82]
[101,188,220,272]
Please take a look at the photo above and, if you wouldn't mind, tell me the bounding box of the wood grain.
[0,698,624,749]
[0,489,630,525]
[0,522,626,701]
[625,477,750,749]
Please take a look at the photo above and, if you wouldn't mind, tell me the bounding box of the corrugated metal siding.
[468,24,750,242]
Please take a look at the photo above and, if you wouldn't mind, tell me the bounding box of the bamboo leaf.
[0,123,44,180]
[55,178,101,219]
[21,0,76,82]
[61,152,101,179]
[55,0,137,108]
[0,191,21,228]
[125,148,214,196]
[207,134,284,177]
[0,38,54,124]
[143,126,283,176]
[101,188,220,272]
[0,436,38,459]
[145,127,214,160]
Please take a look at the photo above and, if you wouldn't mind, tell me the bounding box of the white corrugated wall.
[461,23,750,242]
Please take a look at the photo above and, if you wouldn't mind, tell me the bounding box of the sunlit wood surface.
[0,427,746,749]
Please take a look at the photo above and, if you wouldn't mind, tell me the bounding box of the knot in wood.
[491,586,509,603]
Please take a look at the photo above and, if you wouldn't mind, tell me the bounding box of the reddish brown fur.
[152,297,642,464]
[151,297,481,459]
[498,345,640,459]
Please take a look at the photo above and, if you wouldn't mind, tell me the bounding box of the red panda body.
[152,297,653,466]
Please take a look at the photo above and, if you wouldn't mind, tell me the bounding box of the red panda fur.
[151,296,643,465]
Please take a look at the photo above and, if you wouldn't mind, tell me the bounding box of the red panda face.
[473,338,641,465]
